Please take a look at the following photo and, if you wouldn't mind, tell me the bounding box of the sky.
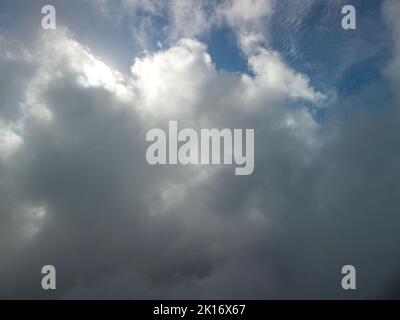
[0,0,400,299]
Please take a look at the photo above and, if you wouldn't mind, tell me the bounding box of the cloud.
[383,0,400,98]
[218,0,274,34]
[0,0,399,300]
[87,0,274,48]
[131,33,324,121]
[0,21,326,298]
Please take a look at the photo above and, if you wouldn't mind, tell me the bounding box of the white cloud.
[243,38,325,104]
[167,0,217,40]
[0,123,23,160]
[130,32,324,121]
[218,0,274,32]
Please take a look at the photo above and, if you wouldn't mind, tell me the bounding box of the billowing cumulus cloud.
[0,0,399,299]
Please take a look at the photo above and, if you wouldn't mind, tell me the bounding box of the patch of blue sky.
[204,25,249,74]
[270,0,389,91]
[267,0,394,123]
[336,56,388,95]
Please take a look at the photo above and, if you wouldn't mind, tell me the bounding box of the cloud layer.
[0,0,400,299]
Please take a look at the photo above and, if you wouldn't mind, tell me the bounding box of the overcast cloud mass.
[0,0,400,299]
